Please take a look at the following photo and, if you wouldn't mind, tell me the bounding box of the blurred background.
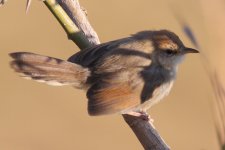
[0,0,224,149]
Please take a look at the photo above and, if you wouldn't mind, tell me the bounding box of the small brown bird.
[9,30,198,116]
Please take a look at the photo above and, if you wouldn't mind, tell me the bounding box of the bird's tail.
[9,52,90,88]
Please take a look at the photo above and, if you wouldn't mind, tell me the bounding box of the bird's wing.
[67,38,128,67]
[87,68,145,116]
[68,36,153,69]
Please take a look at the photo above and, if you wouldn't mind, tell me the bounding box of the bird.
[9,30,198,117]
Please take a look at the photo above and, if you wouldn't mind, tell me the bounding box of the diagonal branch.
[56,0,100,46]
[44,0,99,49]
[43,0,170,149]
[123,114,170,150]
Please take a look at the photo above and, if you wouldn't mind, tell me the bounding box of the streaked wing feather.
[87,69,144,116]
[67,38,129,67]
[87,83,141,115]
[68,36,153,69]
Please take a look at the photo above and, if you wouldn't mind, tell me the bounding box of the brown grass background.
[0,0,223,149]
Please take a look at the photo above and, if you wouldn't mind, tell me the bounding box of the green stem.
[44,0,93,49]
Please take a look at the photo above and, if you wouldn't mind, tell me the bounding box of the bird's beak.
[183,47,199,54]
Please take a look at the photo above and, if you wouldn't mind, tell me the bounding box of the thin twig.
[44,0,97,49]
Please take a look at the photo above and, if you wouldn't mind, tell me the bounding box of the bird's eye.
[165,49,175,56]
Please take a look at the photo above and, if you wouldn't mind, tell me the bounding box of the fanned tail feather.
[9,52,90,88]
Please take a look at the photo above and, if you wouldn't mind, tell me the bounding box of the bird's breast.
[130,80,174,113]
[119,64,177,114]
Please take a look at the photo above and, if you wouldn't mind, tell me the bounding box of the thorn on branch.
[0,0,7,6]
[81,6,88,16]
[26,0,32,13]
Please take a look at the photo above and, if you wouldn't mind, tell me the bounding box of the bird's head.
[149,30,198,69]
